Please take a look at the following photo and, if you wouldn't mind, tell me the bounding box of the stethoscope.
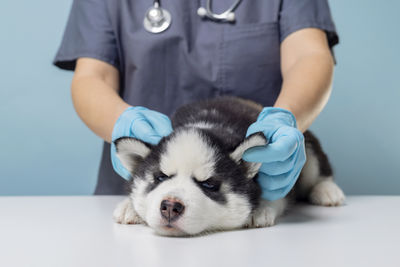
[143,0,243,34]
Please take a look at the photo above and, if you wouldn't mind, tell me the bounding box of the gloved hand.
[111,106,173,180]
[242,107,306,201]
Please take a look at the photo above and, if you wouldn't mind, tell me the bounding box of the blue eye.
[201,181,215,189]
[155,173,169,182]
[200,179,220,191]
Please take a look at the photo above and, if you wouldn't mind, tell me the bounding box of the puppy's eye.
[200,179,220,191]
[155,173,169,183]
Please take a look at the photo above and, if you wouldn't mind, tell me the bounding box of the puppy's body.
[114,96,345,236]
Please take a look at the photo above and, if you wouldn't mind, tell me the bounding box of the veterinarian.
[54,0,338,200]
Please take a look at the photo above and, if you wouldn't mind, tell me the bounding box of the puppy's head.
[114,128,266,236]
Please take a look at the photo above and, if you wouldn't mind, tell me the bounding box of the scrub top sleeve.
[53,0,119,71]
[279,0,339,48]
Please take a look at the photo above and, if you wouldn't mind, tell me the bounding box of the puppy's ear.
[114,137,152,174]
[229,132,267,179]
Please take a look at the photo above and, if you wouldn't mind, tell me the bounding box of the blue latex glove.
[242,107,306,201]
[111,106,173,180]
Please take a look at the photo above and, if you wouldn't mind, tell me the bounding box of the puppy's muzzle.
[160,199,185,223]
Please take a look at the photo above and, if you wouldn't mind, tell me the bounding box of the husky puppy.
[113,96,345,236]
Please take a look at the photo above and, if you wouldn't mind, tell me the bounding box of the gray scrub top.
[54,0,339,195]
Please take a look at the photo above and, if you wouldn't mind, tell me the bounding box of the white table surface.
[0,196,399,267]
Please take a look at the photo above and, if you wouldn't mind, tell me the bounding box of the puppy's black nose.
[160,199,185,222]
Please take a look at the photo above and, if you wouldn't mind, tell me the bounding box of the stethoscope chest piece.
[143,1,171,34]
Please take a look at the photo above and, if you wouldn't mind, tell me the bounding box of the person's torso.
[106,0,284,116]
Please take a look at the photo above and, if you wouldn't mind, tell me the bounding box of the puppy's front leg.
[244,198,287,228]
[113,198,145,224]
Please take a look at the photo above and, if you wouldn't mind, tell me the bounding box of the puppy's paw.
[113,198,144,224]
[244,199,286,228]
[309,179,345,206]
[251,206,278,228]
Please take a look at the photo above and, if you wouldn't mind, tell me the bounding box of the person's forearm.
[274,51,334,132]
[71,76,130,143]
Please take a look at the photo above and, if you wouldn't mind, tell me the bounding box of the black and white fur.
[113,96,345,236]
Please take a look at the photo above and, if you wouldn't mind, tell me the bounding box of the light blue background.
[0,1,399,195]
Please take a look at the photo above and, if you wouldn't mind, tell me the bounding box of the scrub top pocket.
[218,22,282,106]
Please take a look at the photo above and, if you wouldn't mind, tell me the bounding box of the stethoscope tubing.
[204,0,242,20]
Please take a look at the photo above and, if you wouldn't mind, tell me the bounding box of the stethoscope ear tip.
[197,7,207,18]
[226,12,235,22]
